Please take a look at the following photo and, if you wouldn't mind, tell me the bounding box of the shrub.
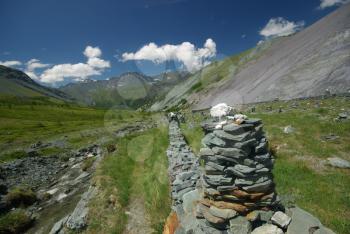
[0,150,27,163]
[82,158,95,171]
[0,209,33,233]
[107,144,116,153]
[5,187,37,208]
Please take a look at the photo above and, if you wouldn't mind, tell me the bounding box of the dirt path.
[123,135,155,234]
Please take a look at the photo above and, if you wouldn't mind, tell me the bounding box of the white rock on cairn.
[210,103,233,119]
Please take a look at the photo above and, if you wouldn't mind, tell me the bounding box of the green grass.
[0,209,33,233]
[180,122,204,154]
[86,127,170,234]
[0,100,149,162]
[180,97,350,234]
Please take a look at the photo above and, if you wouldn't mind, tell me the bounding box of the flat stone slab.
[327,157,350,169]
[214,130,251,142]
[286,207,335,234]
[212,147,247,158]
[251,224,283,234]
[271,211,291,229]
[209,206,237,219]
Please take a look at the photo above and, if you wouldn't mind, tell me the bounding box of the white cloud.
[39,46,110,84]
[260,17,304,38]
[87,57,110,69]
[24,59,50,80]
[121,38,216,72]
[83,46,102,58]
[40,63,100,83]
[0,60,22,67]
[319,0,349,9]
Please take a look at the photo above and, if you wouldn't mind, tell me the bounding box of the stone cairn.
[197,115,282,233]
[165,107,334,234]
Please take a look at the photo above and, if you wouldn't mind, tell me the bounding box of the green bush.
[5,187,37,208]
[81,157,95,171]
[0,209,33,233]
[0,150,27,163]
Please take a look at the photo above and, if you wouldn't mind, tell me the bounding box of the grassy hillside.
[0,97,149,162]
[180,96,350,234]
[0,65,72,102]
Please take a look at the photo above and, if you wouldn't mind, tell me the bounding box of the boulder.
[251,224,283,234]
[327,157,350,169]
[286,206,335,234]
[229,216,252,234]
[271,211,291,229]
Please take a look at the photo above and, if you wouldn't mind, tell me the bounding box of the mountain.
[0,65,73,102]
[59,71,189,108]
[151,4,350,111]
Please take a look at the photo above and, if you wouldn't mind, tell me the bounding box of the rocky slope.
[0,65,72,102]
[151,4,350,111]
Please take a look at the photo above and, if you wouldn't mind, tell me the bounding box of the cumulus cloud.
[319,0,350,9]
[39,46,110,84]
[24,59,50,80]
[83,46,102,58]
[260,17,304,38]
[121,38,216,72]
[40,63,100,83]
[0,60,22,67]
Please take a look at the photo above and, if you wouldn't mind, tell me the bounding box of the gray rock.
[222,124,246,134]
[229,216,252,234]
[200,148,215,156]
[214,130,251,142]
[234,164,256,174]
[183,189,200,214]
[208,206,237,219]
[204,175,233,187]
[287,206,335,234]
[271,211,291,229]
[66,186,97,230]
[338,112,348,119]
[212,147,247,158]
[243,179,273,192]
[283,125,295,134]
[202,133,226,147]
[251,224,283,234]
[49,215,69,234]
[327,157,350,169]
[256,210,274,222]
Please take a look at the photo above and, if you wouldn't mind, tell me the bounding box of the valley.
[0,2,349,234]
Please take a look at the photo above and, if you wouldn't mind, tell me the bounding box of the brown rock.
[204,199,249,213]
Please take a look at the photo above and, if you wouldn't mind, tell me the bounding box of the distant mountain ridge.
[0,65,73,102]
[59,71,190,108]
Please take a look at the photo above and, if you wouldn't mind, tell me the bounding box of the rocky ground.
[0,120,156,234]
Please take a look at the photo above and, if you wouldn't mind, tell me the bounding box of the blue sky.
[0,0,346,86]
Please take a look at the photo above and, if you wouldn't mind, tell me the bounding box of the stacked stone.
[197,117,279,231]
[167,115,200,206]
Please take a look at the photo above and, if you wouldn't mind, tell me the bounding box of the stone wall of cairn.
[167,116,200,207]
[197,117,281,232]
